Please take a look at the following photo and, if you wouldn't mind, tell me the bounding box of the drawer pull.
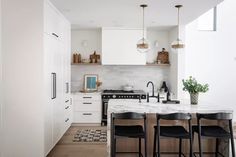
[65,118,69,122]
[65,100,69,103]
[83,97,92,99]
[65,106,69,109]
[52,32,59,38]
[83,113,92,116]
[83,102,92,105]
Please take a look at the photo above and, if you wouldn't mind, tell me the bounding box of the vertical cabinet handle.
[52,33,59,38]
[51,73,56,99]
[66,82,69,93]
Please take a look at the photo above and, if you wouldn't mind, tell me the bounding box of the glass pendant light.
[137,4,150,53]
[171,5,185,49]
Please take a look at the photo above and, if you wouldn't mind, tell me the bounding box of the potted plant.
[182,76,209,104]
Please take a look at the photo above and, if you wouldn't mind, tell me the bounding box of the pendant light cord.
[177,6,180,40]
[142,6,145,41]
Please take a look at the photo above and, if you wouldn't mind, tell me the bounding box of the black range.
[101,89,146,125]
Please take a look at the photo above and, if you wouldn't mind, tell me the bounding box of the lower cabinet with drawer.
[72,92,101,124]
[63,97,73,132]
[74,111,101,123]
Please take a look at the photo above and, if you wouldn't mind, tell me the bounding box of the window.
[197,7,217,31]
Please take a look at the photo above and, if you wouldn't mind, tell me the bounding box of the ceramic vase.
[190,93,199,105]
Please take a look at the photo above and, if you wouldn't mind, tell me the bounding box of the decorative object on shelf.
[73,53,81,63]
[84,74,98,92]
[171,5,185,49]
[96,80,102,90]
[89,51,101,63]
[81,59,90,63]
[137,4,150,53]
[182,76,209,105]
[155,41,159,48]
[157,48,169,64]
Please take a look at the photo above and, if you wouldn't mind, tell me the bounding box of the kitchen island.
[107,99,234,157]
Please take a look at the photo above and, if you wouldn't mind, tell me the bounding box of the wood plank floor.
[47,126,107,157]
[47,123,236,157]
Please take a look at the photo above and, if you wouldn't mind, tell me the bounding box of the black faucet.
[146,81,160,103]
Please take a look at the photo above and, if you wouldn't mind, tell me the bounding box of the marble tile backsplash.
[71,65,170,93]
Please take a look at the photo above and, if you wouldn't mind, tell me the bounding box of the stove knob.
[112,95,116,99]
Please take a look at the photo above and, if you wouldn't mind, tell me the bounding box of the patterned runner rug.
[73,129,107,143]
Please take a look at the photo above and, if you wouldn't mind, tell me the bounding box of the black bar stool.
[111,112,147,157]
[192,112,235,157]
[153,113,193,157]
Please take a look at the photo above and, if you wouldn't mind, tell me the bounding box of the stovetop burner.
[103,90,134,93]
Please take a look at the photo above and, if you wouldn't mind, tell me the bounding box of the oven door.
[102,99,109,125]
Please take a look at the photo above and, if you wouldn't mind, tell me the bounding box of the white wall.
[71,29,102,59]
[168,26,186,99]
[146,29,170,63]
[71,29,171,93]
[2,0,44,156]
[71,65,170,93]
[0,0,2,156]
[185,0,236,120]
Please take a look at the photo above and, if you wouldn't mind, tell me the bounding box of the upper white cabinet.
[102,28,146,65]
[44,1,65,41]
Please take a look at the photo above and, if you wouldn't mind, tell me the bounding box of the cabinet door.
[52,39,64,144]
[102,28,146,65]
[44,34,54,155]
[44,1,64,41]
[62,20,72,134]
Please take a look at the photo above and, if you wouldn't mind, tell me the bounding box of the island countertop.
[107,99,234,157]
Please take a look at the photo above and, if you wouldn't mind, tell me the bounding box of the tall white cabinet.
[44,1,72,155]
[1,0,71,156]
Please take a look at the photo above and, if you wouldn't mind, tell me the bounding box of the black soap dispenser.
[160,81,168,93]
[160,81,171,101]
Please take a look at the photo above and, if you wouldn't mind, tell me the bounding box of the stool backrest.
[112,112,146,120]
[157,113,191,120]
[197,112,233,120]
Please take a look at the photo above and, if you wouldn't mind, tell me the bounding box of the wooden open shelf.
[146,63,170,66]
[71,63,170,66]
[71,63,102,65]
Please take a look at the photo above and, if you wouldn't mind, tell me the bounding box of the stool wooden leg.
[153,129,157,157]
[139,138,141,157]
[179,138,182,157]
[157,130,160,157]
[113,138,116,157]
[215,138,219,157]
[229,121,235,157]
[145,135,147,157]
[198,133,203,157]
[190,135,193,157]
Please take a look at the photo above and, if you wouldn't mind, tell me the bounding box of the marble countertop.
[108,99,234,114]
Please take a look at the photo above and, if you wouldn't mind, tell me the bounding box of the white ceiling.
[50,0,223,29]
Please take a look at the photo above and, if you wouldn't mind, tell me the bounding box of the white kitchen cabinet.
[102,28,146,65]
[44,1,65,41]
[44,0,71,155]
[73,93,101,124]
